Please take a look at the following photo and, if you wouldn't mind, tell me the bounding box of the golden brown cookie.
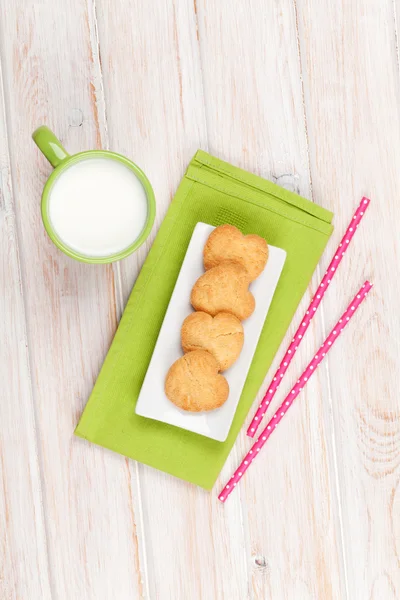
[204,224,268,281]
[181,311,244,371]
[190,262,255,320]
[165,350,229,412]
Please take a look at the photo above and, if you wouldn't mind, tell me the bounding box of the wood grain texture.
[1,0,399,598]
[0,56,52,600]
[0,1,145,598]
[297,0,400,597]
[95,0,209,305]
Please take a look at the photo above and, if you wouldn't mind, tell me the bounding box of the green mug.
[32,125,156,264]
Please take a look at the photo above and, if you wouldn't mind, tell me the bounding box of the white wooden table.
[1,1,399,598]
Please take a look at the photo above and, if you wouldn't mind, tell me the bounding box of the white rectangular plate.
[135,223,286,442]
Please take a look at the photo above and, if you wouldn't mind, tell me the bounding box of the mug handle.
[32,125,69,168]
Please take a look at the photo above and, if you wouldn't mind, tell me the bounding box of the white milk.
[48,158,148,257]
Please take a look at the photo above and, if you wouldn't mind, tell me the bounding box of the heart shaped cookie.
[191,262,255,320]
[165,350,229,412]
[204,224,268,281]
[181,312,244,371]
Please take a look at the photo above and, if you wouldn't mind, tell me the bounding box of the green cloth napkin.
[75,150,333,489]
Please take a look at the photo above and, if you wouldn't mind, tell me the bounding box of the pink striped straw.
[219,281,373,502]
[247,196,370,438]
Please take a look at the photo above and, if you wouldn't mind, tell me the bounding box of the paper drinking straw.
[247,197,370,438]
[219,281,373,503]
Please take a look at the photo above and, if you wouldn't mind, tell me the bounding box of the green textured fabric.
[75,150,333,489]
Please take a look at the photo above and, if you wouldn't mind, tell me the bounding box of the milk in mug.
[48,157,148,257]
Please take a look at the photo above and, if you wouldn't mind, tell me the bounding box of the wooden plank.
[95,0,209,305]
[0,1,146,597]
[196,1,345,597]
[297,0,400,597]
[0,57,52,600]
[95,1,252,598]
